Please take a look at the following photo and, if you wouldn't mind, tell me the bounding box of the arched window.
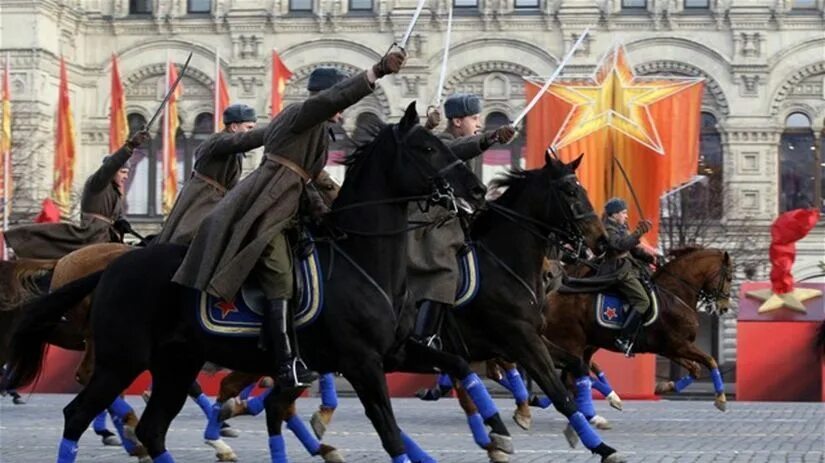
[192,112,215,139]
[779,112,817,212]
[480,111,522,184]
[698,112,723,219]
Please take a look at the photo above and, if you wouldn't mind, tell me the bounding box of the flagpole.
[214,48,219,132]
[162,50,170,215]
[2,53,9,260]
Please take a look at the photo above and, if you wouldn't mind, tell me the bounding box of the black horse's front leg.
[263,385,305,463]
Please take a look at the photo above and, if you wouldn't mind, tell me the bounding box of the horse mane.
[0,259,57,311]
[666,245,706,259]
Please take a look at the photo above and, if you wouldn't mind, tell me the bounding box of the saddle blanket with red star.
[595,291,659,329]
[196,246,324,337]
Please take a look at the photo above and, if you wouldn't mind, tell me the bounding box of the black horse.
[440,153,625,463]
[6,103,511,463]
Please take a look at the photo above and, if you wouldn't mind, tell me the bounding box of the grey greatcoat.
[155,128,266,245]
[4,145,132,259]
[406,131,491,304]
[173,72,374,301]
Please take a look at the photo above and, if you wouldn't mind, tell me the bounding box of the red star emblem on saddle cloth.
[604,306,618,320]
[215,300,239,319]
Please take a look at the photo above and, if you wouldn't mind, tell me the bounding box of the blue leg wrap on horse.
[400,431,437,463]
[494,375,511,391]
[533,395,552,409]
[268,435,288,463]
[574,376,596,420]
[596,372,613,389]
[320,373,338,409]
[203,403,223,441]
[194,393,213,418]
[461,373,497,420]
[92,411,108,433]
[569,411,602,449]
[247,387,272,416]
[673,375,695,393]
[56,438,79,463]
[110,414,137,454]
[466,412,491,448]
[590,376,612,396]
[239,382,255,401]
[286,415,321,456]
[505,368,529,405]
[391,454,411,463]
[711,368,724,394]
[153,451,175,463]
[109,396,133,419]
[437,373,453,392]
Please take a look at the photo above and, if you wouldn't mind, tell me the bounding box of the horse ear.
[399,101,419,131]
[544,150,552,166]
[568,153,584,171]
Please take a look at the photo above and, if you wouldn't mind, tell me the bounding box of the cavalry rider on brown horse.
[3,130,150,259]
[408,93,516,346]
[601,197,656,356]
[156,103,266,246]
[173,51,407,388]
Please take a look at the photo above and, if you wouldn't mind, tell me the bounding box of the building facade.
[1,0,823,366]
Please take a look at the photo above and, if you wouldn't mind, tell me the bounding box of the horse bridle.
[656,252,732,314]
[322,124,464,237]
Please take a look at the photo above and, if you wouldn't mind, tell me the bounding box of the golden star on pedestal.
[543,45,703,154]
[745,287,823,313]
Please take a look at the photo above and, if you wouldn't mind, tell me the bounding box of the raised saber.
[512,27,590,127]
[399,0,427,49]
[145,51,192,131]
[434,5,454,108]
[612,155,646,221]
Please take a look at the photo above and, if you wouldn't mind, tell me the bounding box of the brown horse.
[542,246,733,435]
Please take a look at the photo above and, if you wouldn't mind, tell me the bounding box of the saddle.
[557,273,620,294]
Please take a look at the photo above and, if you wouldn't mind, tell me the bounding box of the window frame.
[790,0,817,10]
[453,0,479,9]
[621,0,647,9]
[288,0,314,12]
[187,0,212,14]
[128,0,153,15]
[349,0,374,11]
[684,0,710,9]
[514,0,540,9]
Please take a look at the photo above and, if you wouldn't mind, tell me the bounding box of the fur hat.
[604,197,628,216]
[444,93,482,119]
[307,67,348,92]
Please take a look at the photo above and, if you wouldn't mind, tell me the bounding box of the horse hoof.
[714,395,727,412]
[605,391,623,411]
[488,449,509,463]
[101,435,121,446]
[590,415,612,430]
[219,426,240,438]
[512,409,531,431]
[602,451,628,463]
[205,438,238,462]
[138,456,152,463]
[320,444,345,463]
[12,396,25,405]
[654,381,674,395]
[129,444,149,459]
[311,409,333,440]
[140,390,151,403]
[123,425,139,445]
[562,424,579,449]
[219,398,246,422]
[488,433,513,454]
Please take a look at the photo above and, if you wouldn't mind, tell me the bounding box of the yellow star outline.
[745,287,823,314]
[540,45,703,154]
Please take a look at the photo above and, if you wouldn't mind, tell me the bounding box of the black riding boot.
[614,309,643,357]
[412,300,447,348]
[263,299,318,387]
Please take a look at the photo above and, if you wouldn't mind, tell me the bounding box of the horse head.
[539,152,607,255]
[661,247,734,314]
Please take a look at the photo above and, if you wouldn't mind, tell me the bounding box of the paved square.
[1,395,823,462]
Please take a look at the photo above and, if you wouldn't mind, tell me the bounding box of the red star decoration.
[215,300,238,319]
[604,307,618,320]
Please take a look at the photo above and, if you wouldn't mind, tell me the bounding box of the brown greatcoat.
[173,71,374,301]
[4,145,132,259]
[155,128,266,245]
[406,131,491,304]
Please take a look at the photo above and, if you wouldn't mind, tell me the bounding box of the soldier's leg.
[256,232,317,387]
[614,275,650,356]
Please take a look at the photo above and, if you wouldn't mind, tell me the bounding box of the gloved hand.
[633,219,652,237]
[425,107,441,130]
[372,50,406,78]
[113,217,133,235]
[483,125,516,146]
[126,130,150,150]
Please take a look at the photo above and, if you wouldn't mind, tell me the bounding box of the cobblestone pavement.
[1,395,823,462]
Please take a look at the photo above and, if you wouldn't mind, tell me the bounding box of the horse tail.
[4,271,103,390]
[0,259,57,311]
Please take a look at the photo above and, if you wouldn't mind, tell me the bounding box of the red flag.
[214,64,230,130]
[270,50,292,117]
[109,54,128,153]
[162,58,181,215]
[34,198,61,223]
[53,57,76,217]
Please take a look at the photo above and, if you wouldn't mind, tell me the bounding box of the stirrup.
[278,357,318,388]
[423,334,442,350]
[615,338,635,358]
